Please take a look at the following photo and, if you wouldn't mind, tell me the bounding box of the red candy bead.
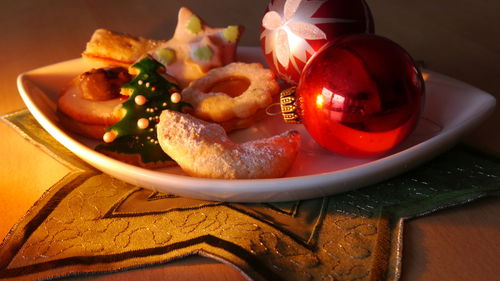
[260,0,374,85]
[283,34,425,158]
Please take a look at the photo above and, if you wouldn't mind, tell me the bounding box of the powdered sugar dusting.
[157,110,301,179]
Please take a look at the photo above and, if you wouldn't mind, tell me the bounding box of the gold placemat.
[1,109,499,281]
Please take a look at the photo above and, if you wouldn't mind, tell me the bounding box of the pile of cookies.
[57,7,300,179]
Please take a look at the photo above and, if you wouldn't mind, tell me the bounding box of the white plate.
[17,46,496,202]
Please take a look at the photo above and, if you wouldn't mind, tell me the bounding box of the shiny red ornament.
[281,34,425,158]
[260,0,374,85]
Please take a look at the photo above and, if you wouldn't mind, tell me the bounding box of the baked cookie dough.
[94,57,191,168]
[149,7,244,87]
[82,7,243,87]
[57,67,130,139]
[83,29,163,67]
[157,110,301,179]
[181,62,280,131]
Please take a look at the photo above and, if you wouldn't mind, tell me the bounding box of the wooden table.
[1,1,499,280]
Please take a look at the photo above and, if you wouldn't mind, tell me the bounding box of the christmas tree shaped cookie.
[95,56,191,168]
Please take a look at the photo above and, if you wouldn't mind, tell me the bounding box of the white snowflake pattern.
[260,0,355,75]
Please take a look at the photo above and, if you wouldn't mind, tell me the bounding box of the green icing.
[155,48,176,65]
[222,25,239,43]
[186,15,202,34]
[95,135,172,163]
[95,57,191,164]
[193,45,213,61]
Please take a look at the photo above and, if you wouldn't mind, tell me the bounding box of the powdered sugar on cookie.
[157,110,300,179]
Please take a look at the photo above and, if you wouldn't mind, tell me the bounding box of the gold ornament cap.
[280,87,301,124]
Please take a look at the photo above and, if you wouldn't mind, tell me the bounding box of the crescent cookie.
[157,110,301,179]
[181,62,280,131]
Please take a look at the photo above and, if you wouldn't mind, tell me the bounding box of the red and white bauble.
[260,0,374,85]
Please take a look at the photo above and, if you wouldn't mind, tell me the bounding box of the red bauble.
[282,34,425,158]
[260,0,374,85]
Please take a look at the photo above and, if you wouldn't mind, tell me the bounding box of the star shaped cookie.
[82,7,244,87]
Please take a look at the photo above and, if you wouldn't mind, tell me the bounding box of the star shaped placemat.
[1,109,499,281]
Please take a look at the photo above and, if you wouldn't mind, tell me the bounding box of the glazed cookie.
[95,57,191,168]
[149,7,244,87]
[157,110,301,179]
[82,7,243,87]
[57,67,131,139]
[181,62,280,131]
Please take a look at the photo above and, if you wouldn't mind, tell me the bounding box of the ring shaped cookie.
[181,62,280,127]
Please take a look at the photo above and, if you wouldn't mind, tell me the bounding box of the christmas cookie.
[57,67,131,139]
[157,110,301,179]
[181,62,280,131]
[82,29,164,67]
[149,7,244,87]
[95,56,191,168]
[81,7,243,87]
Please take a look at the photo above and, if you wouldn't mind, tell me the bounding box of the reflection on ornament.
[281,34,425,158]
[260,0,374,84]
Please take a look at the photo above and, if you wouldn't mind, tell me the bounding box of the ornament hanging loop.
[265,102,282,116]
[280,87,301,124]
